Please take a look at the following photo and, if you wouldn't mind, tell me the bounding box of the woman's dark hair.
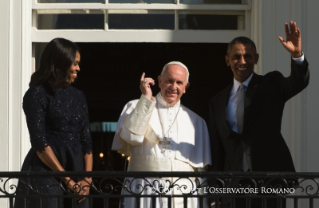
[29,38,79,88]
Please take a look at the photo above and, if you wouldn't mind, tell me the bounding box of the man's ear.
[157,75,162,87]
[254,53,259,64]
[225,55,230,66]
[184,82,190,93]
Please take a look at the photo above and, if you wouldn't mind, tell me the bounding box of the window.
[30,0,252,192]
[32,0,251,42]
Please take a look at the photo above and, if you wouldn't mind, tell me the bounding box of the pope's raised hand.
[277,21,302,58]
[140,72,155,100]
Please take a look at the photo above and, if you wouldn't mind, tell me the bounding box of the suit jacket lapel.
[219,85,232,131]
[245,73,262,107]
[243,73,262,133]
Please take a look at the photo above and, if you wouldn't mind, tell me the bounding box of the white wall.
[0,0,11,175]
[304,0,319,172]
[0,0,318,207]
[251,0,319,173]
[0,0,31,206]
[253,1,317,206]
[0,2,17,208]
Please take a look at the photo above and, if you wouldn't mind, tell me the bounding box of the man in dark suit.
[208,21,309,208]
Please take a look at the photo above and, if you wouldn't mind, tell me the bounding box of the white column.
[0,0,32,206]
[0,0,11,177]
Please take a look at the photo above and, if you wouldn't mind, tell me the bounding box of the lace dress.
[14,83,93,208]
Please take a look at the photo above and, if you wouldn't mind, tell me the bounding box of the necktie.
[237,84,249,171]
[236,84,245,134]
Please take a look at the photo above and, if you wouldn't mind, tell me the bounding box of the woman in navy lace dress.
[14,38,93,208]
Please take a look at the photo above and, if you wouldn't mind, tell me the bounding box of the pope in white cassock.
[112,61,212,208]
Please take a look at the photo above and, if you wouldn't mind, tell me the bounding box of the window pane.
[180,0,242,4]
[38,14,104,29]
[179,14,239,30]
[109,14,174,29]
[109,0,174,3]
[38,0,104,3]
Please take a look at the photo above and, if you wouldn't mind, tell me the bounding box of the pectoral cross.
[159,137,171,153]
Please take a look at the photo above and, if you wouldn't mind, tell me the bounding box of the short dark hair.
[29,38,79,88]
[227,36,257,55]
